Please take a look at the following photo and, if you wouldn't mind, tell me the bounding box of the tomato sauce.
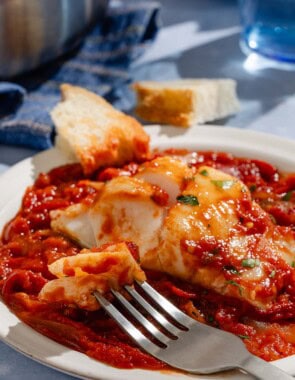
[1,151,295,369]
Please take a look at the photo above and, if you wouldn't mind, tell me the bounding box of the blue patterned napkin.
[0,1,160,150]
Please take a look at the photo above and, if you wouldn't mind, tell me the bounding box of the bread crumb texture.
[132,79,240,127]
[51,84,150,175]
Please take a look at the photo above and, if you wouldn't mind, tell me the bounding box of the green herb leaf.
[249,185,257,192]
[282,191,293,201]
[207,315,215,323]
[226,280,243,295]
[200,169,209,177]
[211,180,235,190]
[241,258,260,268]
[269,270,276,278]
[292,261,295,268]
[176,194,199,206]
[238,335,250,340]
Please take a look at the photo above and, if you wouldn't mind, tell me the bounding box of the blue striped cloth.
[0,1,160,150]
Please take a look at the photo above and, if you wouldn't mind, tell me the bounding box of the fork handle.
[240,355,293,380]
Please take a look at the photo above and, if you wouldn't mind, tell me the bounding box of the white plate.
[0,125,295,380]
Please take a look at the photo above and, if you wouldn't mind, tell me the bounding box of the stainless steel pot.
[0,0,109,78]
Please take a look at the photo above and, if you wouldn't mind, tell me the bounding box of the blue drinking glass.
[239,0,295,62]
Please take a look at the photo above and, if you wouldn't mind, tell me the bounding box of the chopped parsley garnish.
[282,191,293,201]
[200,169,209,177]
[238,335,250,340]
[249,184,257,192]
[241,258,260,268]
[269,270,276,278]
[176,194,199,206]
[211,180,235,190]
[292,261,295,268]
[226,280,243,295]
[207,315,215,323]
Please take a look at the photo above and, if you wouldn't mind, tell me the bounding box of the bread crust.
[51,84,150,175]
[133,85,195,127]
[132,79,239,127]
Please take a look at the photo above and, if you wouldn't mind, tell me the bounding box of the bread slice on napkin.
[51,84,150,175]
[132,79,240,127]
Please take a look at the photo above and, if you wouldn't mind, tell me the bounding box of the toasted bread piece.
[132,79,240,127]
[51,84,150,175]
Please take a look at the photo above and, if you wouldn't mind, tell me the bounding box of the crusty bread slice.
[51,84,150,175]
[132,79,240,127]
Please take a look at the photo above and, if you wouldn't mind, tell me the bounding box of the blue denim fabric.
[0,1,160,150]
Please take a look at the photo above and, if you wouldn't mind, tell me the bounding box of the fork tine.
[94,289,294,379]
[111,289,170,345]
[93,291,160,354]
[134,283,293,379]
[136,281,194,328]
[124,284,183,336]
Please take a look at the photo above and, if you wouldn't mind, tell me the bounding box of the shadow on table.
[4,322,76,379]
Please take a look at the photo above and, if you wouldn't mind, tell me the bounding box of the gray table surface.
[0,0,295,379]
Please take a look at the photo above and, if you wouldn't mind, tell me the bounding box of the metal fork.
[93,281,293,380]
